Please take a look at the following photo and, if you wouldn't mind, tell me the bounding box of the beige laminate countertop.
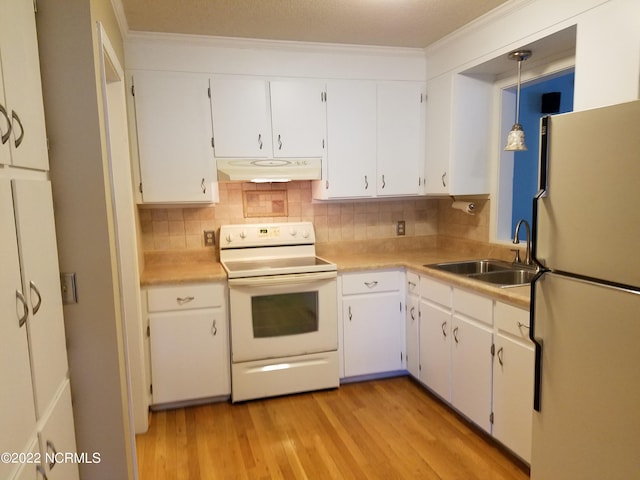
[140,242,531,309]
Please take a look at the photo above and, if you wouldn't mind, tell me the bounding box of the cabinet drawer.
[406,271,419,296]
[495,302,530,340]
[453,288,492,325]
[420,276,451,308]
[147,283,225,312]
[341,270,400,295]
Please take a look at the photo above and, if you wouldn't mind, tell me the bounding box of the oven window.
[251,292,319,338]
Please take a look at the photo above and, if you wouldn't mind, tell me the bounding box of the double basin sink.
[425,259,537,288]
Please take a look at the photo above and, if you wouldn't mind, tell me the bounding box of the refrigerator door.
[530,272,640,480]
[535,100,640,287]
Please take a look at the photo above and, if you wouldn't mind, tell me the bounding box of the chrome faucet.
[513,219,533,266]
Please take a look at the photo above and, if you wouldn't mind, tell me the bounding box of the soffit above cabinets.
[118,0,508,49]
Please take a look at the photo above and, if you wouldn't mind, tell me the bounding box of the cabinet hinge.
[490,412,494,424]
[400,352,403,363]
[490,343,495,356]
[400,301,403,312]
[33,0,38,13]
[211,137,215,149]
[146,325,150,337]
[131,84,135,97]
[139,182,143,194]
[325,180,329,190]
[208,86,211,98]
[321,91,327,102]
[421,93,427,103]
[150,384,153,395]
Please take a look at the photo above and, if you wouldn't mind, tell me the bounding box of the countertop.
[140,237,531,309]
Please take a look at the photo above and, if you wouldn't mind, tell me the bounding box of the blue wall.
[512,72,575,240]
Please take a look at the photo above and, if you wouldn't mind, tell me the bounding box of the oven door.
[228,271,337,363]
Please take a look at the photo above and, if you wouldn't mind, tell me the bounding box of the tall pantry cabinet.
[0,1,79,479]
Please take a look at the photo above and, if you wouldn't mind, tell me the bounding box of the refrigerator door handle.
[530,115,550,272]
[529,269,547,412]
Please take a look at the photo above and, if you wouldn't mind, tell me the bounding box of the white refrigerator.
[529,99,640,479]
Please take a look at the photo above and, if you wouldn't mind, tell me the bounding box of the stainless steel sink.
[424,259,514,275]
[425,259,537,287]
[468,269,537,287]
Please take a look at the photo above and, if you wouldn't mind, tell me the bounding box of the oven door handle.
[228,271,337,287]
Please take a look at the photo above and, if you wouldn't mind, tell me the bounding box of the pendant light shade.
[504,49,532,152]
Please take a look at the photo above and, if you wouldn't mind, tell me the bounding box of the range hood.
[216,158,322,182]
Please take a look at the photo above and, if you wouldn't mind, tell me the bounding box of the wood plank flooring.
[136,377,530,479]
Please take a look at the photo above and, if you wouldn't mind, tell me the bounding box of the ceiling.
[119,0,510,49]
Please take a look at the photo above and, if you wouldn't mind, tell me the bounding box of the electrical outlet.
[396,220,406,236]
[204,230,216,247]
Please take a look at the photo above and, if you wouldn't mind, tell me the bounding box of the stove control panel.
[220,222,315,248]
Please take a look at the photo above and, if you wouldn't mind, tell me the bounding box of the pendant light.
[504,49,532,151]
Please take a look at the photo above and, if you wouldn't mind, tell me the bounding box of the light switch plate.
[60,272,78,304]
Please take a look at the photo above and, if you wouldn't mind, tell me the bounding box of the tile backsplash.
[139,181,489,251]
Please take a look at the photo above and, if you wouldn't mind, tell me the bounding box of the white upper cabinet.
[131,71,217,203]
[0,0,49,171]
[270,79,326,157]
[210,76,326,159]
[322,80,377,198]
[425,72,491,196]
[376,82,426,196]
[313,80,426,200]
[209,77,271,158]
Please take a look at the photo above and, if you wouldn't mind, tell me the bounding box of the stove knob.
[289,228,297,237]
[225,233,234,243]
[239,230,246,239]
[302,230,310,239]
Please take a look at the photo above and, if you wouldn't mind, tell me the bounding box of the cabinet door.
[419,299,451,401]
[343,292,403,377]
[270,80,326,158]
[0,180,37,480]
[132,71,215,203]
[38,381,79,480]
[150,308,230,404]
[377,82,425,196]
[0,0,49,170]
[324,80,376,198]
[12,179,69,418]
[493,332,534,462]
[405,292,420,378]
[424,74,452,194]
[451,315,493,432]
[210,76,271,158]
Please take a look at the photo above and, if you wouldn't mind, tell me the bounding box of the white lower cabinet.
[418,277,452,401]
[146,282,230,406]
[492,302,534,462]
[341,270,404,378]
[414,271,532,450]
[37,381,79,480]
[451,288,493,433]
[405,271,420,378]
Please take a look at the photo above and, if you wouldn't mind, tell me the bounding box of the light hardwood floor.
[136,377,530,479]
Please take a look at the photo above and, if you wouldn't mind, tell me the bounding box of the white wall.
[425,0,639,111]
[125,33,426,81]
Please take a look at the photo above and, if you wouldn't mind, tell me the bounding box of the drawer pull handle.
[517,322,530,330]
[497,346,504,366]
[364,281,378,289]
[211,319,217,336]
[348,306,352,321]
[453,326,459,344]
[177,296,195,305]
[410,306,416,321]
[441,321,447,338]
[408,281,416,289]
